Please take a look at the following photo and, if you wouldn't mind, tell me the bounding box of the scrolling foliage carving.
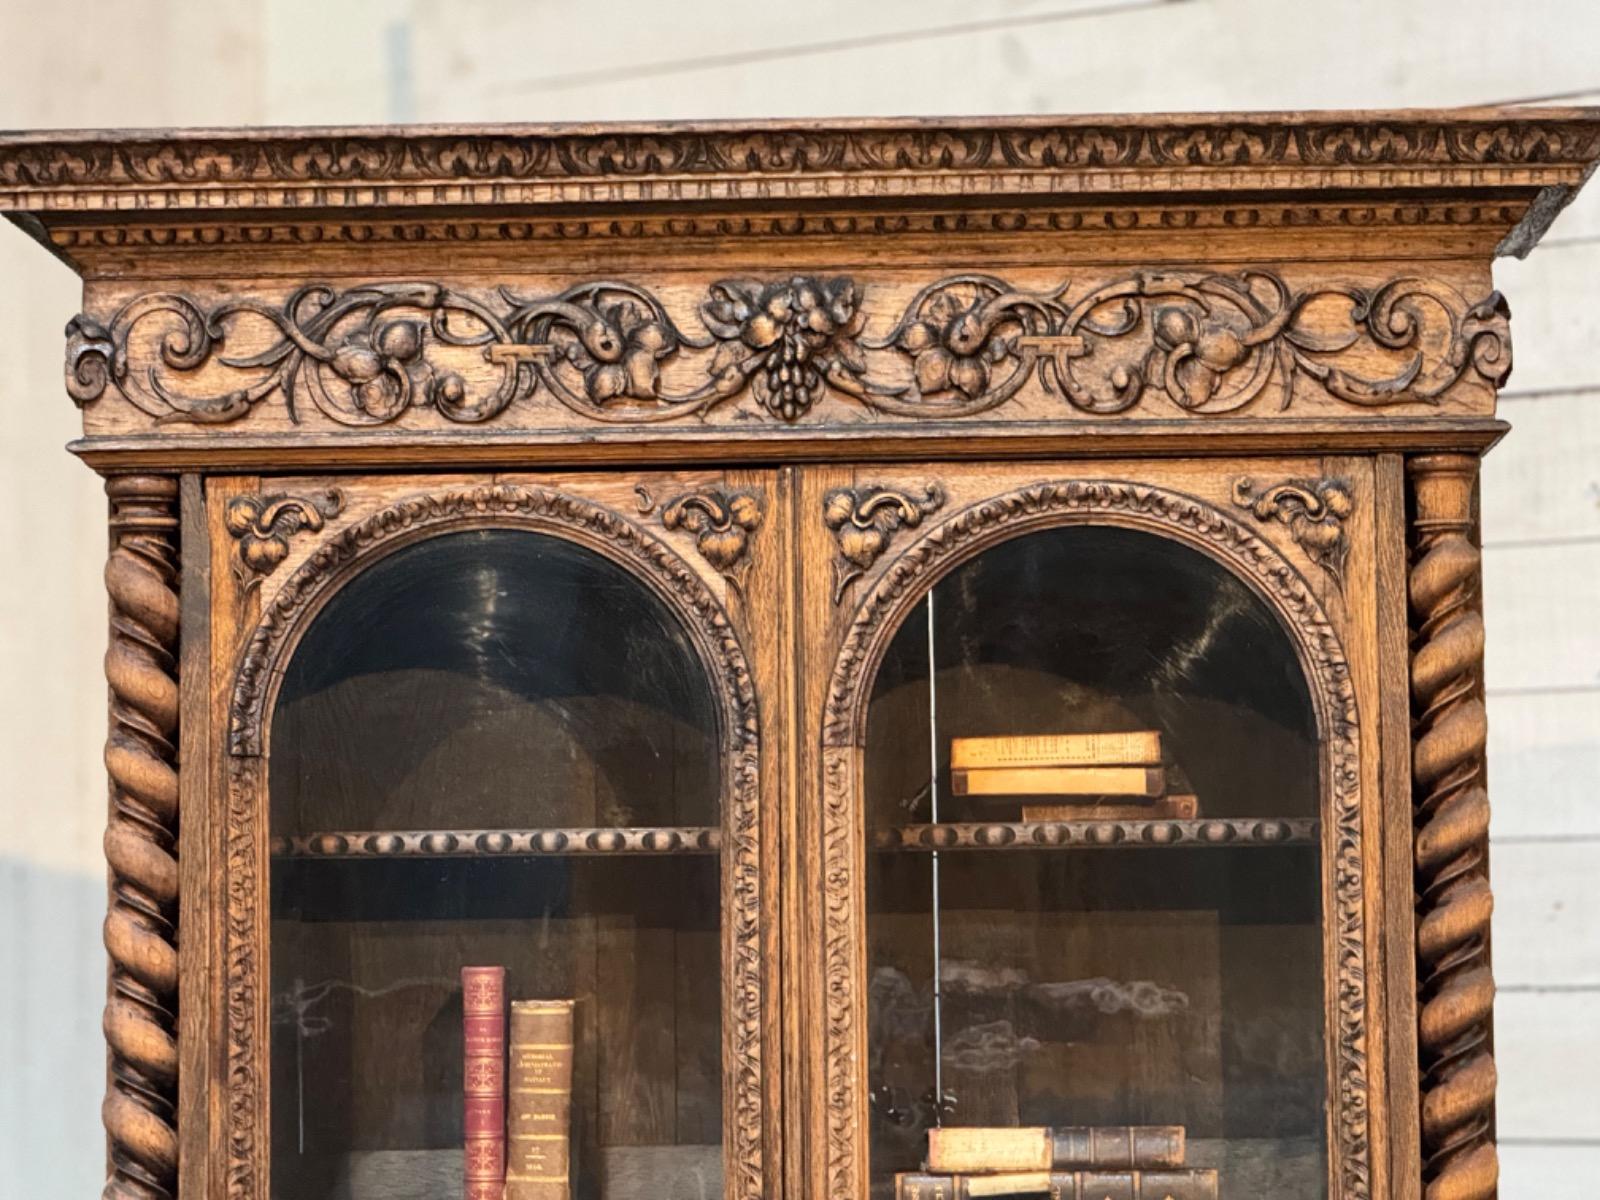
[67,270,1509,427]
[223,485,764,1200]
[819,481,1368,1200]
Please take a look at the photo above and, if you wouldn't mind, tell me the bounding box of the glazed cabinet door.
[197,470,783,1200]
[794,458,1410,1200]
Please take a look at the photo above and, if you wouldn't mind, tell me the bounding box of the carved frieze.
[65,270,1512,430]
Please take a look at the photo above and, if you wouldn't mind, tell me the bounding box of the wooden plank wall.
[2,1,1597,1195]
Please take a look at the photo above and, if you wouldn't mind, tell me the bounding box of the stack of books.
[949,731,1197,821]
[461,967,576,1200]
[895,1125,1217,1200]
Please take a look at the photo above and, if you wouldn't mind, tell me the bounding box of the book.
[505,999,576,1200]
[895,1169,1217,1200]
[460,967,506,1200]
[1021,794,1199,822]
[926,1125,1187,1173]
[950,731,1162,770]
[951,765,1165,798]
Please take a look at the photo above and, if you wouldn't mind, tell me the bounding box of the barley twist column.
[102,476,181,1200]
[1408,454,1496,1200]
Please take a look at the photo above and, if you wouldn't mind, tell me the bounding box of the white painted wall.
[2,1,1596,1195]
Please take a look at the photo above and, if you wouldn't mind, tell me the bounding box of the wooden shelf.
[874,817,1318,851]
[270,826,721,859]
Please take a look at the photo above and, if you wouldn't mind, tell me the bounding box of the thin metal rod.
[926,590,944,1120]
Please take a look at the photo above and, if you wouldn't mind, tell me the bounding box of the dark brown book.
[505,999,576,1200]
[461,966,506,1200]
[895,1169,1216,1200]
[925,1125,1186,1172]
[1021,795,1199,822]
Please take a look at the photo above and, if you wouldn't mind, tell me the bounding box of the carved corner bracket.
[224,489,344,588]
[822,483,946,603]
[65,270,1511,431]
[660,488,764,595]
[1407,453,1497,1200]
[1232,476,1353,588]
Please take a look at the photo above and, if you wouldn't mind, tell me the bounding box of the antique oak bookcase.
[4,110,1596,1200]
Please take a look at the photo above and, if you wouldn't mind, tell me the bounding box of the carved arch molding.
[817,479,1368,1200]
[220,483,764,1200]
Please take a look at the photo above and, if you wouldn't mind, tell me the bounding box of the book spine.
[1021,796,1198,822]
[950,731,1161,769]
[1050,1126,1186,1169]
[925,1126,1052,1173]
[505,999,576,1200]
[461,966,507,1200]
[951,765,1164,798]
[897,1170,1216,1200]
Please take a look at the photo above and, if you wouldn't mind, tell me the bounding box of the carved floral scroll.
[66,270,1511,428]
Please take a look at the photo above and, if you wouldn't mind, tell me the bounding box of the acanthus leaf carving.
[224,488,344,588]
[1232,476,1353,588]
[660,487,765,595]
[822,483,945,602]
[8,118,1599,202]
[66,269,1511,429]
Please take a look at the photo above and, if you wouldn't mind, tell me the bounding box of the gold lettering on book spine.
[1408,454,1498,1200]
[102,476,181,1200]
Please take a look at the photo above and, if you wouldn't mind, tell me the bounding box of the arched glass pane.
[865,525,1325,1199]
[269,529,723,1200]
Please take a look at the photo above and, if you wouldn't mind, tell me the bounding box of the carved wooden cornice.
[3,111,1599,223]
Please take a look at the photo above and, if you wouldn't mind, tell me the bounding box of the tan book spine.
[950,731,1161,769]
[926,1125,1187,1172]
[505,999,576,1200]
[951,765,1164,798]
[1022,795,1199,822]
[899,1170,1216,1200]
[926,1126,1053,1172]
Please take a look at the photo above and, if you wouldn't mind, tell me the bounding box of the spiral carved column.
[102,476,181,1200]
[1408,454,1496,1200]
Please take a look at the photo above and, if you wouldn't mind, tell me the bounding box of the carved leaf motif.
[1231,476,1353,588]
[660,488,765,594]
[822,484,946,602]
[224,489,345,587]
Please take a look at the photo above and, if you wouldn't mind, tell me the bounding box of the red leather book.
[462,966,507,1200]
